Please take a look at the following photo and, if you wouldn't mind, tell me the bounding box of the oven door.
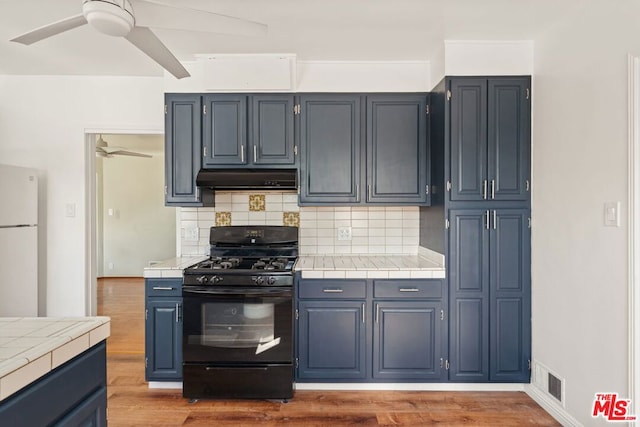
[182,286,293,364]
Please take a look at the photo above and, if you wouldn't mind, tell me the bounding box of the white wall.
[445,41,534,76]
[101,135,175,276]
[531,2,640,424]
[0,76,163,315]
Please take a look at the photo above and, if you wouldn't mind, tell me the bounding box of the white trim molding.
[628,53,640,419]
[525,384,582,427]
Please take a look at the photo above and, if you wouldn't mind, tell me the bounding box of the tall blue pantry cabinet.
[443,76,532,382]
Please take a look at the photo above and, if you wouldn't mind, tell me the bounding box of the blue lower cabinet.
[145,279,183,382]
[297,300,367,380]
[295,278,446,382]
[0,342,107,427]
[373,301,444,380]
[447,208,531,382]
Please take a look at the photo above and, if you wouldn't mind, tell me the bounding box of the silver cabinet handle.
[375,303,380,323]
[253,144,258,161]
[196,186,200,201]
[322,288,343,293]
[485,210,490,230]
[491,179,495,199]
[241,145,245,163]
[483,179,488,199]
[399,288,420,292]
[152,286,174,291]
[362,303,365,323]
[493,210,497,230]
[175,303,180,322]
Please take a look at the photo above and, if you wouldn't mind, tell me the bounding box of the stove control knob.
[212,276,222,284]
[254,276,264,285]
[196,275,209,284]
[267,276,276,285]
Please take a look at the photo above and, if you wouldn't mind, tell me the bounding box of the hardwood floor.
[98,277,560,426]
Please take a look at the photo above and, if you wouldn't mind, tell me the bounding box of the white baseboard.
[148,381,182,389]
[295,382,525,391]
[525,384,582,426]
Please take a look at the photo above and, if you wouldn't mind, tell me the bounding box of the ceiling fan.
[9,0,268,79]
[95,134,152,158]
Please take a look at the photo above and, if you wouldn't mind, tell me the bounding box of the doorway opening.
[84,130,176,316]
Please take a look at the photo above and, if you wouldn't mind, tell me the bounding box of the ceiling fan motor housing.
[83,0,135,37]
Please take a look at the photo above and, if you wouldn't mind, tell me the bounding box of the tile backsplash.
[179,191,419,256]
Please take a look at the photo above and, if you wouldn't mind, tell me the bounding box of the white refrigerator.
[0,164,39,316]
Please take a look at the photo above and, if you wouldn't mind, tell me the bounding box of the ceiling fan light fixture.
[82,0,134,37]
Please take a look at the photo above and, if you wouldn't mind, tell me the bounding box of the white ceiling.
[0,0,586,77]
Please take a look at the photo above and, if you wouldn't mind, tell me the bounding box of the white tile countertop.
[294,254,445,279]
[0,316,110,401]
[143,256,207,278]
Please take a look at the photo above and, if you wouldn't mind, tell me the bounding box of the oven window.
[199,302,275,349]
[182,291,293,363]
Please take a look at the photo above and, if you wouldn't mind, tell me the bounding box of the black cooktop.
[188,256,296,273]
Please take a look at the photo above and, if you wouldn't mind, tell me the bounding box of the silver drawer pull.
[322,288,344,293]
[399,288,420,292]
[152,286,175,291]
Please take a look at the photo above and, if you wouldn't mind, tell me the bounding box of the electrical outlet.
[337,227,352,241]
[185,227,199,242]
[108,262,114,270]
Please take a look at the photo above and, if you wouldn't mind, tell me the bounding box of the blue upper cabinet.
[165,93,203,206]
[251,94,296,165]
[203,93,296,168]
[366,94,429,204]
[299,94,362,204]
[448,77,530,203]
[299,93,430,205]
[203,94,248,166]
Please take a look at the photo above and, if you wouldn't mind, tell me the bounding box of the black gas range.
[183,225,298,287]
[181,225,298,401]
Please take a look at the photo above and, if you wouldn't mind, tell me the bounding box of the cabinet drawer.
[298,280,366,299]
[145,279,182,297]
[373,280,443,299]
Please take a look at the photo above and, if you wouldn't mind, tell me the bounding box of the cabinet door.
[297,300,366,379]
[250,94,296,165]
[487,78,531,201]
[449,79,488,202]
[373,301,443,380]
[448,209,490,381]
[203,94,247,166]
[299,94,362,204]
[489,209,531,381]
[145,298,182,381]
[366,94,429,204]
[165,94,202,206]
[52,387,106,427]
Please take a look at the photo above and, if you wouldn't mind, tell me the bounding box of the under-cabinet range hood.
[196,169,297,191]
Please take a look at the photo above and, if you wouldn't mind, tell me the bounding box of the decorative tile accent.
[215,212,231,226]
[283,212,300,227]
[249,194,266,211]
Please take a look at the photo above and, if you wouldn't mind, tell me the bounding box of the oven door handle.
[182,287,292,297]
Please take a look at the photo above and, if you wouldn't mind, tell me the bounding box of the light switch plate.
[604,202,620,227]
[65,203,76,218]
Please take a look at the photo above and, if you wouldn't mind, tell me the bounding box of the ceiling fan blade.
[10,14,88,45]
[124,26,189,79]
[133,0,267,37]
[111,150,153,158]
